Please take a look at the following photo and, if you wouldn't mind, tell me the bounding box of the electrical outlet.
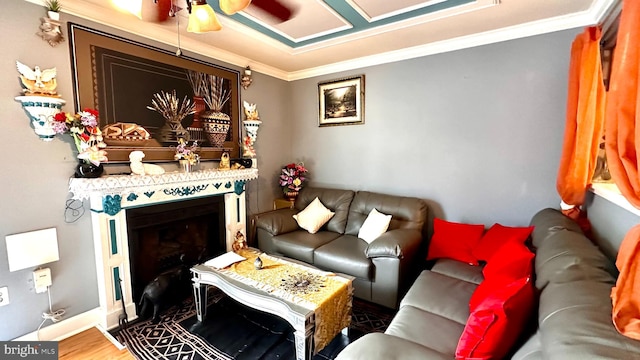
[0,287,9,306]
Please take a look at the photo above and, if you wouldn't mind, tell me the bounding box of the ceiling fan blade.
[250,0,295,22]
[140,0,172,22]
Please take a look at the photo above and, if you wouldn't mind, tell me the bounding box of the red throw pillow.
[456,277,535,359]
[481,241,534,283]
[472,223,534,262]
[427,218,485,265]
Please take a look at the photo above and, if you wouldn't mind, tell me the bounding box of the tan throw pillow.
[293,197,335,234]
[358,208,392,244]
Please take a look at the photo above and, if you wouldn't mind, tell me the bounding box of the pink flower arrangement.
[279,163,308,194]
[53,108,108,166]
[174,138,200,165]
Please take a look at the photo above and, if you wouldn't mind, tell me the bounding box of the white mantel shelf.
[69,168,258,206]
[72,167,259,331]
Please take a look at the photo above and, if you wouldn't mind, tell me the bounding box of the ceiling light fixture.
[187,0,222,33]
[220,0,251,15]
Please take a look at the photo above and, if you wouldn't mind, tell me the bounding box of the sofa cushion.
[272,231,340,263]
[358,208,392,243]
[401,270,476,324]
[431,259,484,285]
[386,305,465,356]
[335,332,452,360]
[482,241,534,282]
[472,223,534,262]
[539,284,640,358]
[534,230,616,290]
[296,188,354,234]
[293,197,335,234]
[314,235,373,280]
[456,277,535,360]
[345,191,428,236]
[529,208,583,248]
[427,218,485,265]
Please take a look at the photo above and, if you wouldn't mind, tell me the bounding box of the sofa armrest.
[365,229,422,259]
[254,209,299,236]
[335,333,450,360]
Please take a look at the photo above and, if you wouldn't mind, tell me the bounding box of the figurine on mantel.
[129,150,165,175]
[218,151,231,171]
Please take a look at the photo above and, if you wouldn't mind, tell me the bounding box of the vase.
[179,159,193,173]
[47,11,60,21]
[158,117,190,144]
[14,96,66,141]
[201,111,231,148]
[75,160,104,178]
[284,191,299,201]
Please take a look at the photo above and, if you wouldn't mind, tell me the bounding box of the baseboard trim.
[12,308,103,341]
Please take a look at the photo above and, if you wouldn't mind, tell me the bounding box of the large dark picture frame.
[68,23,241,162]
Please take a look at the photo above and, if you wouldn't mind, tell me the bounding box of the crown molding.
[286,0,614,80]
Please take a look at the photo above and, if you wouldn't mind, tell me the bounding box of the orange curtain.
[556,27,606,209]
[607,0,640,340]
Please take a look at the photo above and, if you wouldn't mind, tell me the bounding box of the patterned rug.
[117,289,395,360]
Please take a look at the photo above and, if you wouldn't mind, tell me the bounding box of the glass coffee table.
[191,248,353,360]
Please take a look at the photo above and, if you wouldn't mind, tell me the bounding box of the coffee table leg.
[294,329,314,360]
[193,283,208,322]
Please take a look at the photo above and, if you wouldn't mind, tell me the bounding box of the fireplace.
[68,168,258,330]
[127,197,226,309]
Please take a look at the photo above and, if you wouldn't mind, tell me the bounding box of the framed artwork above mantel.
[68,23,241,163]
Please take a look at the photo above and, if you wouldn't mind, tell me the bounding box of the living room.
[2,0,639,358]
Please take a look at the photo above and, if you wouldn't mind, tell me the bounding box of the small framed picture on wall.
[318,75,365,127]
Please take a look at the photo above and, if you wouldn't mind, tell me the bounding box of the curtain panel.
[556,27,606,208]
[606,0,640,340]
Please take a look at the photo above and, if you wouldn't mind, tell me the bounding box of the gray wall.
[0,0,289,340]
[585,191,640,262]
[290,29,581,226]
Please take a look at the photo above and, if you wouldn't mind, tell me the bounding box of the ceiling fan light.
[220,0,251,15]
[187,2,222,33]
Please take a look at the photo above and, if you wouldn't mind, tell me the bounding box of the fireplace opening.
[126,196,226,311]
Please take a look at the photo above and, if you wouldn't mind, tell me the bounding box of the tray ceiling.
[25,0,615,80]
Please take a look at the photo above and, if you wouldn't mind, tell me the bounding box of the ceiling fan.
[135,0,296,24]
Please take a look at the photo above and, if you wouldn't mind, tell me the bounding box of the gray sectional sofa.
[336,208,640,359]
[254,187,429,308]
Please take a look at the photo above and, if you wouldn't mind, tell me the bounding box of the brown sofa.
[254,187,430,308]
[336,208,640,359]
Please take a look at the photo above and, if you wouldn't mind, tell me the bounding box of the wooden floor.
[58,327,135,360]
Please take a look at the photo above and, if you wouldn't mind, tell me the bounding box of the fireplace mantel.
[70,168,258,330]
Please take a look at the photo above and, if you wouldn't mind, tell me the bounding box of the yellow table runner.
[216,248,352,353]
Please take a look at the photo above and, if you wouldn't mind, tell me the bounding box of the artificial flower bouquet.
[279,162,308,194]
[174,138,200,165]
[53,108,108,165]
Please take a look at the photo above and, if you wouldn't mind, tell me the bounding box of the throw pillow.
[358,208,392,244]
[427,218,485,265]
[472,223,534,262]
[456,277,535,359]
[292,197,335,234]
[481,241,534,284]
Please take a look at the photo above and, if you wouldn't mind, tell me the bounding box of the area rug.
[117,289,395,360]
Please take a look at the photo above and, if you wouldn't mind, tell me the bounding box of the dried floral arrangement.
[146,89,195,122]
[203,75,231,112]
[186,70,208,98]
